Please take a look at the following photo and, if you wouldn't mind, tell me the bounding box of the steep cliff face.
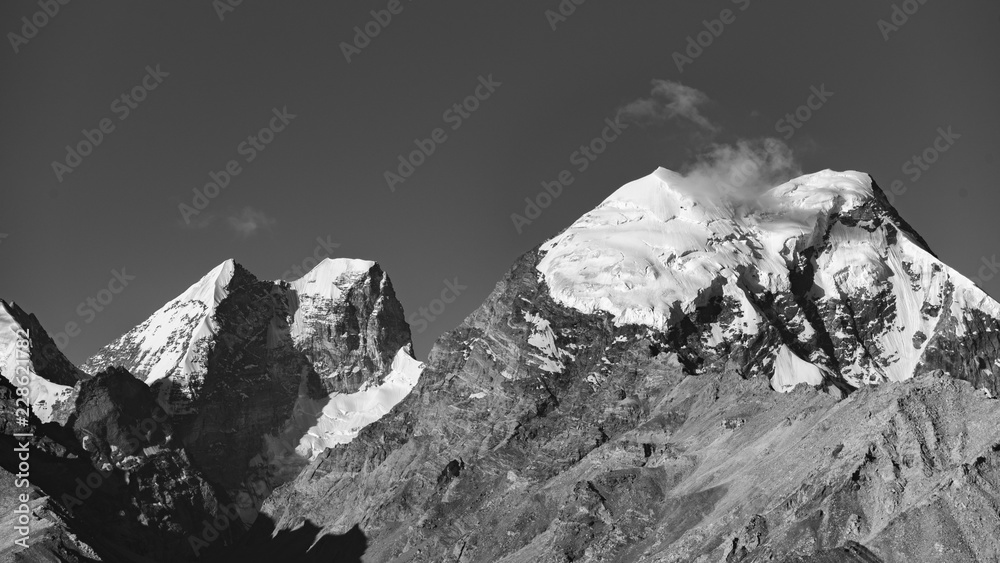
[288,259,412,394]
[176,262,322,515]
[260,170,1000,562]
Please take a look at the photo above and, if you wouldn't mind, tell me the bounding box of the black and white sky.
[2,1,999,363]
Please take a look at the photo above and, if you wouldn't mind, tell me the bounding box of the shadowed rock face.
[71,366,172,471]
[262,246,1000,562]
[174,261,416,515]
[0,365,237,562]
[177,263,321,497]
[203,515,368,563]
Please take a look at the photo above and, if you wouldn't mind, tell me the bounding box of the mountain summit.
[81,258,236,410]
[540,168,1000,392]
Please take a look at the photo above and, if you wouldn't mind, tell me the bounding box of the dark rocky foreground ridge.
[3,172,1000,561]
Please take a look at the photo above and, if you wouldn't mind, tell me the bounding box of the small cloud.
[621,78,805,209]
[680,138,802,203]
[618,80,718,132]
[227,206,276,238]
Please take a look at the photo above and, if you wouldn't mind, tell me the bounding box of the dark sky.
[2,1,999,365]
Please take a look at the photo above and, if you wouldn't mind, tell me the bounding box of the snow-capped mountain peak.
[288,257,376,294]
[81,259,236,396]
[538,168,1000,392]
[176,258,236,307]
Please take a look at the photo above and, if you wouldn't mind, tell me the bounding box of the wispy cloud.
[227,206,276,238]
[680,138,802,203]
[617,80,718,132]
[619,79,804,205]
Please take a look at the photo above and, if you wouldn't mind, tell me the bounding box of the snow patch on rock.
[282,346,424,459]
[771,345,827,392]
[523,311,571,374]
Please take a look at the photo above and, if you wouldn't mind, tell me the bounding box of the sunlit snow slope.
[81,259,234,412]
[263,346,424,461]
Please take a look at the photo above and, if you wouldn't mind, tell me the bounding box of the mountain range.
[3,169,1000,562]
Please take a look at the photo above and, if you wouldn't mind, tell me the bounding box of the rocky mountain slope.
[260,170,1000,562]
